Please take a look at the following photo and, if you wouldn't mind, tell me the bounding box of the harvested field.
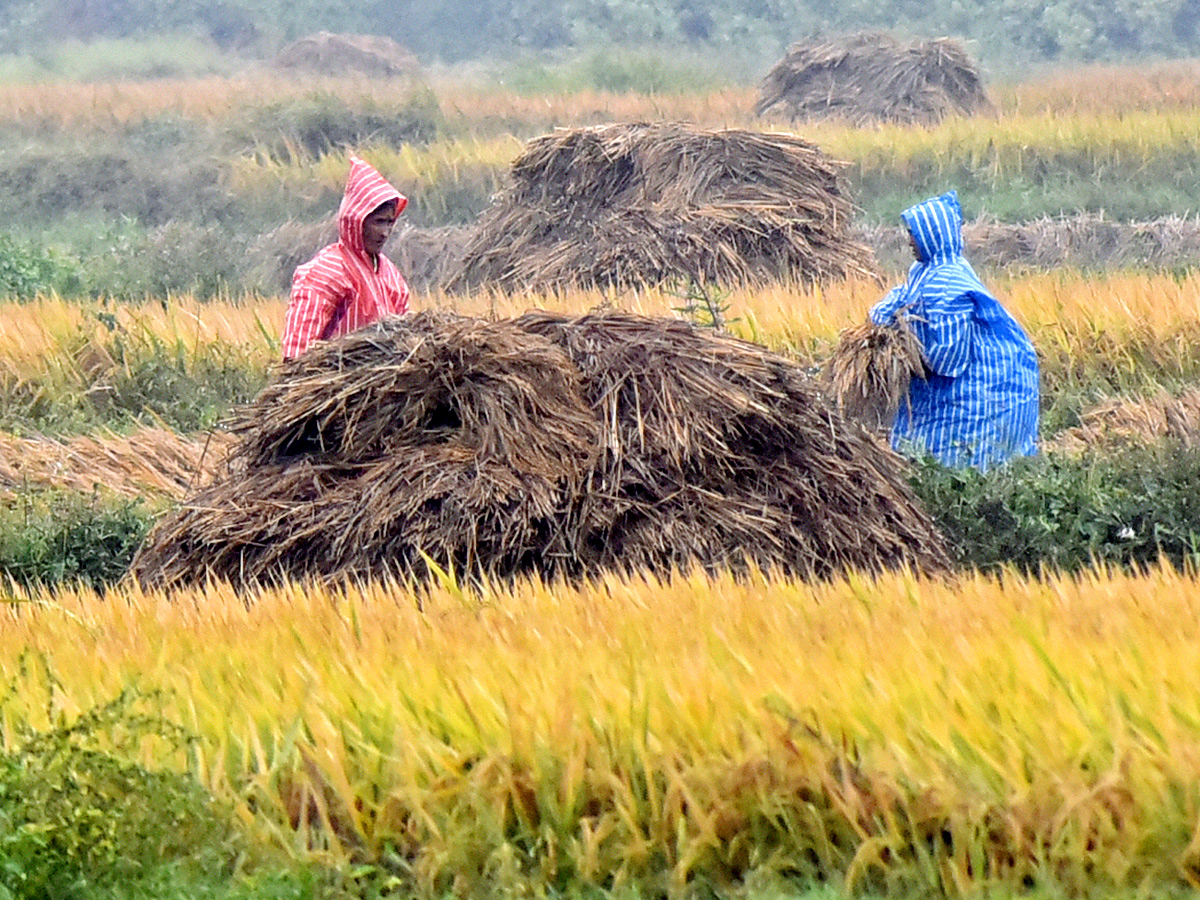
[756,32,991,126]
[1048,388,1200,454]
[861,214,1200,274]
[131,311,950,591]
[447,122,878,294]
[0,428,233,500]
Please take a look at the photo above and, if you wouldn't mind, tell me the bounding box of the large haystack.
[130,311,950,591]
[446,122,878,295]
[275,31,421,80]
[756,32,991,126]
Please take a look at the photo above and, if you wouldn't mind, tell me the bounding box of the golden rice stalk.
[824,315,924,434]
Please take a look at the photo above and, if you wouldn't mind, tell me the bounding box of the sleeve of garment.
[281,273,340,360]
[868,286,907,326]
[910,288,974,378]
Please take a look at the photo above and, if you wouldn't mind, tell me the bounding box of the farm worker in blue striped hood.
[869,190,1039,469]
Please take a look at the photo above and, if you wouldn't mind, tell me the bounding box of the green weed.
[910,444,1200,575]
[0,489,152,589]
[0,674,237,900]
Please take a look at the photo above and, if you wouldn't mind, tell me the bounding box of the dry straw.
[1047,388,1200,454]
[447,122,878,295]
[130,310,950,590]
[0,428,233,499]
[755,32,992,126]
[824,315,925,435]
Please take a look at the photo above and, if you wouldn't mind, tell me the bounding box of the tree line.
[1,0,1198,67]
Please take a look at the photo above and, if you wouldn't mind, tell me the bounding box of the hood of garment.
[901,190,964,264]
[337,154,408,259]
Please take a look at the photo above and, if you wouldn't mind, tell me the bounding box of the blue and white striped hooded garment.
[869,191,1039,469]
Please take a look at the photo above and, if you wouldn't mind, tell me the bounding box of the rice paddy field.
[5,61,1200,899]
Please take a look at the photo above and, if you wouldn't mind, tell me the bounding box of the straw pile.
[824,317,925,435]
[392,224,472,293]
[1048,389,1200,454]
[858,215,1200,275]
[130,311,950,591]
[0,428,233,500]
[755,32,991,126]
[274,32,421,79]
[446,122,878,295]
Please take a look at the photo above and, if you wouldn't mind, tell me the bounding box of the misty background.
[0,0,1198,79]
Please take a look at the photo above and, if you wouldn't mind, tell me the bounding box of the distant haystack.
[275,31,421,80]
[857,214,1200,274]
[392,224,473,294]
[447,122,878,295]
[756,32,991,126]
[129,311,950,591]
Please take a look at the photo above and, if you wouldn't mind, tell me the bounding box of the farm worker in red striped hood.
[869,190,1039,470]
[281,154,411,359]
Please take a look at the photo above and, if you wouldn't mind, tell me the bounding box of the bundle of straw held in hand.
[824,314,925,435]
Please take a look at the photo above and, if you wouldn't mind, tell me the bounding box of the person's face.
[362,202,397,256]
[907,230,923,262]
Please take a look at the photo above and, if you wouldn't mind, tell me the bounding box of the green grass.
[491,47,741,95]
[0,489,153,589]
[0,35,248,83]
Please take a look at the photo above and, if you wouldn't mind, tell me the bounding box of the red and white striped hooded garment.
[281,155,411,359]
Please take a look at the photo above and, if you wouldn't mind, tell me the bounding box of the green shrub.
[79,221,249,302]
[0,490,153,589]
[94,327,269,433]
[0,142,232,230]
[910,444,1200,575]
[0,233,79,299]
[0,675,241,900]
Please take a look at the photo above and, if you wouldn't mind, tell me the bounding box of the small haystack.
[756,32,991,126]
[130,311,950,591]
[824,318,925,435]
[446,122,878,295]
[275,31,421,80]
